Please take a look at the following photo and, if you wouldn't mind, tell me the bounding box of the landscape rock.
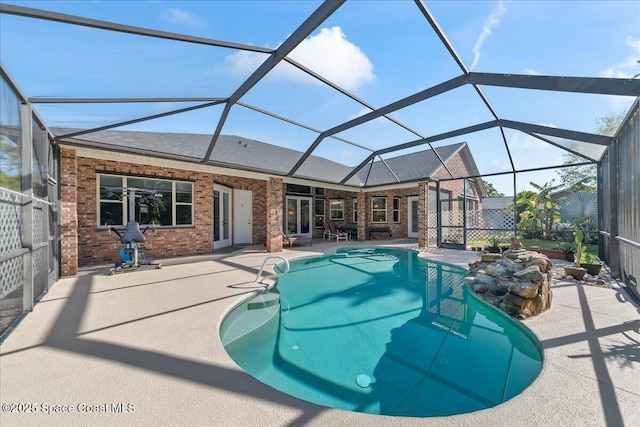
[513,265,546,283]
[508,281,539,299]
[465,249,553,319]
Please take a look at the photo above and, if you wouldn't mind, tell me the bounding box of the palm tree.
[530,180,562,235]
[560,191,598,242]
[513,180,562,238]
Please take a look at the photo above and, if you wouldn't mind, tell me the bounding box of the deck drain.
[356,374,372,388]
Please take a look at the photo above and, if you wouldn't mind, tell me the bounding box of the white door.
[233,190,252,244]
[213,185,232,249]
[408,196,419,238]
[286,196,312,237]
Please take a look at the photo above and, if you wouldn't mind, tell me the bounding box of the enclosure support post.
[418,181,427,247]
[436,181,442,247]
[512,173,517,237]
[21,102,34,311]
[462,180,467,247]
[608,142,620,277]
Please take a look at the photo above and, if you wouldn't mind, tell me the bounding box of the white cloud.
[161,8,205,28]
[522,68,541,76]
[220,27,375,91]
[508,132,550,150]
[341,150,354,160]
[599,36,640,78]
[470,1,507,71]
[219,50,269,79]
[491,158,511,171]
[287,27,374,90]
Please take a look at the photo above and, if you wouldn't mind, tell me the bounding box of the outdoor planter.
[535,248,566,259]
[582,263,602,276]
[565,266,587,280]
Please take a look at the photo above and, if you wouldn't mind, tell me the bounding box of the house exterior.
[55,128,485,276]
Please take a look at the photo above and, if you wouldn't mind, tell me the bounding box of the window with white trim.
[329,199,344,220]
[98,174,193,226]
[371,196,387,223]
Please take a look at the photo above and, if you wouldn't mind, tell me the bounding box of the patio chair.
[324,221,348,242]
[282,229,312,247]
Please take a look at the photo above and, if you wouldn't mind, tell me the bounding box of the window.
[286,184,311,194]
[392,197,400,222]
[353,198,358,223]
[329,199,344,220]
[371,197,387,223]
[314,198,325,228]
[98,174,193,226]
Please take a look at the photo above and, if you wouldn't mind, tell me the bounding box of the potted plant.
[536,245,566,259]
[562,242,576,261]
[565,230,587,280]
[580,253,603,276]
[486,236,502,253]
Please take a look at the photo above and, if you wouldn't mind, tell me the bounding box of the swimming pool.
[220,247,542,417]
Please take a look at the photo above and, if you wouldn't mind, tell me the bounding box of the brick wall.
[432,149,484,209]
[60,147,267,274]
[58,147,481,274]
[266,178,283,252]
[60,148,78,275]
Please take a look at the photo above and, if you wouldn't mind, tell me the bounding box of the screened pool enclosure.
[1,1,639,335]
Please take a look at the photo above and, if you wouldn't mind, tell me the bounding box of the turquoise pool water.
[220,247,542,417]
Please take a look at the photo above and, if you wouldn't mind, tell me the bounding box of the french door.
[286,196,312,237]
[213,185,231,249]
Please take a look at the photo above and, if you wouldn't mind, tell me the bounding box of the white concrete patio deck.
[1,240,639,427]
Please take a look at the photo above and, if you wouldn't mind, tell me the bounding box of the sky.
[1,0,638,195]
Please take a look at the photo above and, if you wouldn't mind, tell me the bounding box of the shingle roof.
[357,143,466,186]
[52,128,471,187]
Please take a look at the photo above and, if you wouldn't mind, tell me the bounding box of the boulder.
[503,292,526,308]
[508,281,539,299]
[473,283,487,293]
[526,258,551,273]
[486,259,521,277]
[476,273,497,287]
[513,265,545,283]
[464,249,553,319]
[486,284,511,297]
[481,253,503,263]
[463,276,477,286]
[499,300,522,316]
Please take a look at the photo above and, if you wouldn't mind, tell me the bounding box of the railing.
[256,255,290,289]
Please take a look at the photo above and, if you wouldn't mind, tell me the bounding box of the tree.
[558,112,624,192]
[513,180,562,238]
[557,153,597,192]
[0,135,21,191]
[482,180,505,197]
[595,112,624,136]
